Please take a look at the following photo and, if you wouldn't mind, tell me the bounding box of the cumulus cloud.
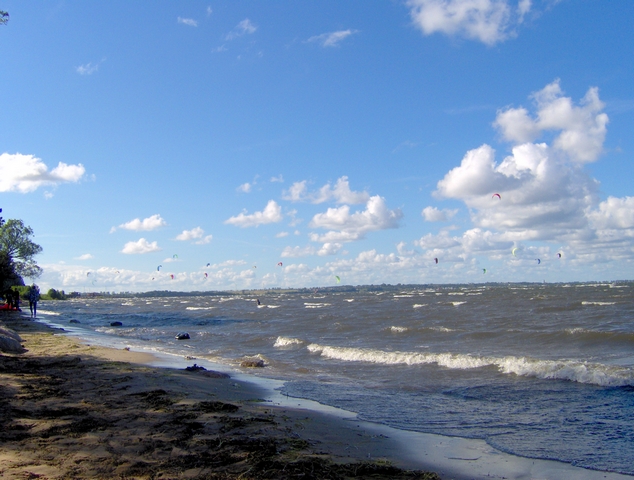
[432,81,612,242]
[121,238,161,254]
[307,29,359,47]
[226,18,257,40]
[0,153,86,193]
[225,200,283,227]
[309,195,402,242]
[422,206,458,222]
[283,177,369,204]
[74,254,93,260]
[178,17,198,27]
[588,197,634,230]
[494,80,609,163]
[175,227,212,244]
[113,214,167,232]
[406,0,534,45]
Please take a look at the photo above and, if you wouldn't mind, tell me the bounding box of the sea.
[34,282,634,476]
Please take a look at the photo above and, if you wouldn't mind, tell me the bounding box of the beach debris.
[110,321,123,327]
[175,332,190,340]
[185,363,206,371]
[241,359,265,368]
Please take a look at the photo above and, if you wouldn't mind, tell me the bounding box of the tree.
[0,11,8,26]
[0,219,43,280]
[0,251,24,298]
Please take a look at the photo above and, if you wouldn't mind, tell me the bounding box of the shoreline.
[2,314,633,479]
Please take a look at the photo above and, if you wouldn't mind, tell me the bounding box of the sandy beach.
[0,313,440,480]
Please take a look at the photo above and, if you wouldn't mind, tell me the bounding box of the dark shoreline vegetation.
[42,280,634,300]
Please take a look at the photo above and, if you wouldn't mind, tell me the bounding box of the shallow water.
[38,282,634,475]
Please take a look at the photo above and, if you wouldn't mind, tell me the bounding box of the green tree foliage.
[0,11,8,26]
[0,251,23,294]
[46,288,67,300]
[0,219,43,280]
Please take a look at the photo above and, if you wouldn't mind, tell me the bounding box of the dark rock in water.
[185,363,206,371]
[175,332,190,340]
[69,319,80,324]
[240,359,265,368]
[110,321,123,327]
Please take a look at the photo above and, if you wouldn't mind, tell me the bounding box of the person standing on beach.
[28,284,39,318]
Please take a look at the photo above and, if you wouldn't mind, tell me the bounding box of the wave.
[389,326,408,333]
[36,310,61,316]
[413,304,428,308]
[581,301,616,306]
[450,301,467,306]
[274,336,304,347]
[306,344,634,387]
[304,303,331,308]
[186,306,216,311]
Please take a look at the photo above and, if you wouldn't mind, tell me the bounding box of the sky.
[1,0,634,293]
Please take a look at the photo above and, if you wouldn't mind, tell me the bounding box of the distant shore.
[0,313,440,479]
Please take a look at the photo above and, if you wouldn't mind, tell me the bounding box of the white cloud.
[422,206,458,222]
[226,18,257,40]
[114,214,167,232]
[494,80,609,163]
[283,176,369,204]
[309,195,402,242]
[0,153,86,193]
[307,29,359,47]
[406,0,533,45]
[270,174,284,183]
[281,243,343,258]
[74,254,93,260]
[121,238,161,254]
[175,227,213,244]
[237,182,252,193]
[178,17,198,27]
[207,6,213,16]
[225,200,283,227]
[276,231,289,238]
[76,62,100,75]
[588,197,634,230]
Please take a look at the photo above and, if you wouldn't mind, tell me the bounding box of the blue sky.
[2,0,634,292]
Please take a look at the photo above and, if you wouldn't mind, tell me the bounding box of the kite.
[157,265,162,271]
[335,275,341,283]
[557,252,562,258]
[86,272,91,276]
[206,263,211,267]
[434,258,438,264]
[536,259,541,264]
[170,274,174,279]
[277,262,283,267]
[204,273,208,278]
[482,268,487,274]
[512,247,518,256]
[173,254,178,259]
[492,193,501,200]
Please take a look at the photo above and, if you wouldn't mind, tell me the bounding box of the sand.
[0,313,439,480]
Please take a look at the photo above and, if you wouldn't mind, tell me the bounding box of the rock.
[110,321,123,327]
[69,319,81,324]
[175,332,190,340]
[240,359,265,368]
[0,329,25,354]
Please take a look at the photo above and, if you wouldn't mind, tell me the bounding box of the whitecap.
[274,336,303,347]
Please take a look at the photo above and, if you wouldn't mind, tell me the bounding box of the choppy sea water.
[36,283,634,475]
